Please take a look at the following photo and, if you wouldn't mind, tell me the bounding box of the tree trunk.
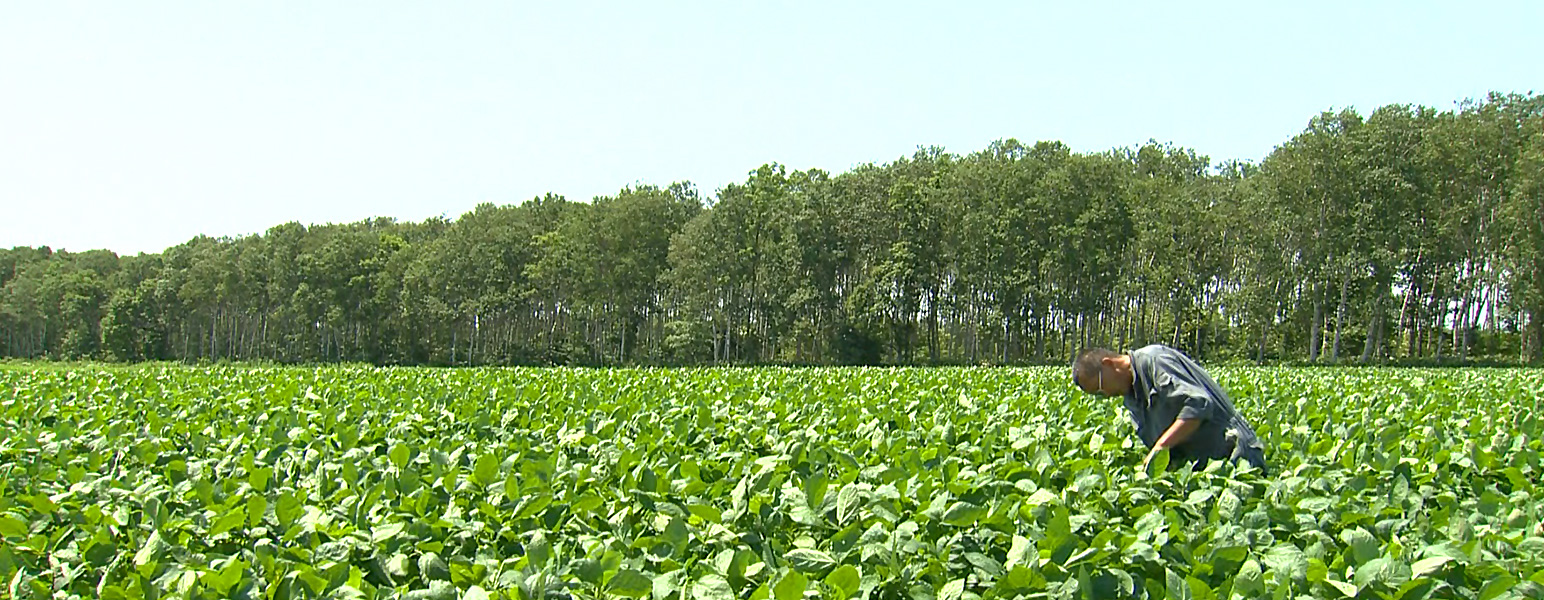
[1331,270,1351,362]
[1428,269,1445,359]
[1482,282,1494,353]
[1135,285,1147,348]
[1001,313,1011,364]
[1465,283,1489,360]
[1034,305,1046,358]
[1118,297,1130,352]
[966,297,978,363]
[1308,289,1323,362]
[1528,301,1543,363]
[1193,315,1203,360]
[1431,298,1444,360]
[1396,277,1416,360]
[1456,290,1473,362]
[927,289,939,364]
[1257,322,1267,363]
[1171,306,1182,348]
[1082,311,1092,355]
[1360,281,1385,363]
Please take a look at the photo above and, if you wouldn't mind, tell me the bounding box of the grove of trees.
[4,93,1542,366]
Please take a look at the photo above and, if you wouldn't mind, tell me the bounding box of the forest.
[3,92,1542,366]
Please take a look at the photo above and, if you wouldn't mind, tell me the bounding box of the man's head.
[1072,347,1130,397]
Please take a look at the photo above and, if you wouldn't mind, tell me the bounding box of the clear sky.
[2,2,1539,255]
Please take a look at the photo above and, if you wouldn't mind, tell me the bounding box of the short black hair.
[1072,347,1118,386]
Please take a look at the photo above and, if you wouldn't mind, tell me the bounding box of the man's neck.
[1117,355,1136,387]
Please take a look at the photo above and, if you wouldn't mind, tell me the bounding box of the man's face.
[1077,362,1121,397]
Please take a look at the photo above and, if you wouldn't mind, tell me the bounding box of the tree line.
[4,92,1542,366]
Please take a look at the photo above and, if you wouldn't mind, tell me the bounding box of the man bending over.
[1073,344,1268,474]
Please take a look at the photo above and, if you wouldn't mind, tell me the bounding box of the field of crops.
[1,366,1541,600]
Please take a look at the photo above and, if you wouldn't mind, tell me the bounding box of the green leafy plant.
[0,366,1539,599]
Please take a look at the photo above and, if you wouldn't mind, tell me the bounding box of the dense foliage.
[1,366,1541,599]
[3,92,1543,365]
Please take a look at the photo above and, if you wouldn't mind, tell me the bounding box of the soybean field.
[1,366,1541,599]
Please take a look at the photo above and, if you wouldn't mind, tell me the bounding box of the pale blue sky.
[2,1,1539,255]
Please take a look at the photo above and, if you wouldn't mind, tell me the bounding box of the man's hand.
[1143,418,1202,470]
